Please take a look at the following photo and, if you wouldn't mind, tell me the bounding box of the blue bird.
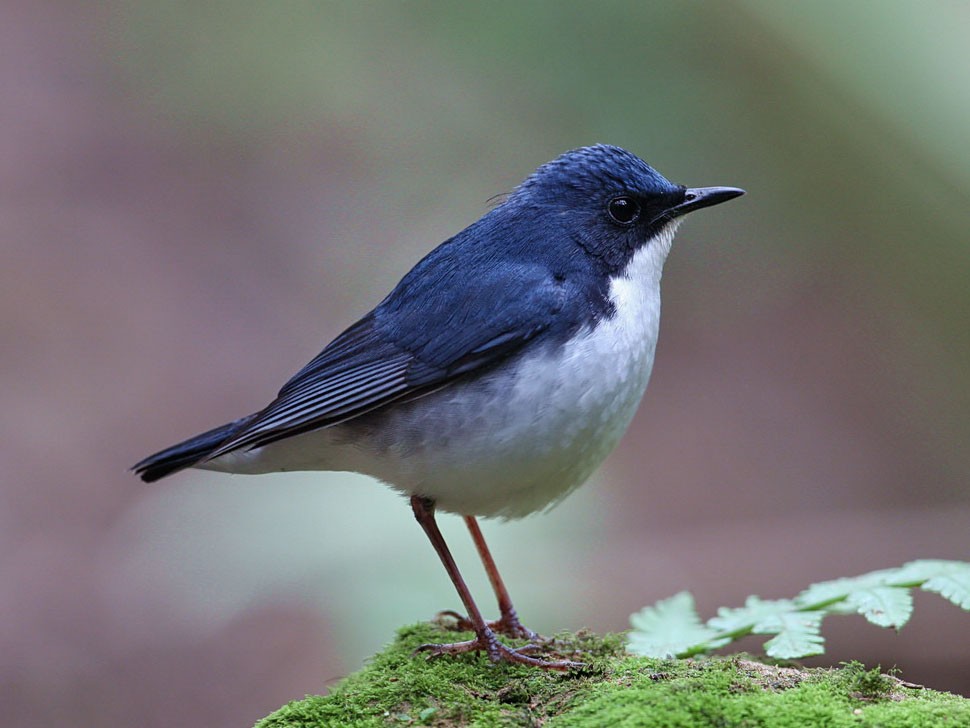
[133,144,744,669]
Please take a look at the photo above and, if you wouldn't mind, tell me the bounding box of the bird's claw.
[415,629,583,671]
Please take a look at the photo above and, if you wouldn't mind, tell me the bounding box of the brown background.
[3,3,968,726]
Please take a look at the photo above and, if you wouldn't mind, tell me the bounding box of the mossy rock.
[256,622,969,727]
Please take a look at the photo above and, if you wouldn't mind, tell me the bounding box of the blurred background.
[3,1,969,725]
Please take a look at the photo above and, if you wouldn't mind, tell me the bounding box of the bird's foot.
[436,609,539,640]
[415,626,583,671]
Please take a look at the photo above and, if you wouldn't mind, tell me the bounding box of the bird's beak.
[669,186,745,218]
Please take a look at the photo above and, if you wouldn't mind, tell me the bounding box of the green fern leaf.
[888,559,957,585]
[797,570,896,607]
[917,561,970,610]
[628,592,728,657]
[708,596,794,633]
[844,586,913,628]
[758,611,825,659]
[627,560,970,660]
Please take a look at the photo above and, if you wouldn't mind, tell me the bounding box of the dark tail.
[132,416,253,482]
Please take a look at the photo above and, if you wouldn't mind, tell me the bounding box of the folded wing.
[202,261,568,457]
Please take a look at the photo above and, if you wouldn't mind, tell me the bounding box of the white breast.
[206,223,679,519]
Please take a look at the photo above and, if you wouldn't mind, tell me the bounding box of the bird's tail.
[132,416,253,482]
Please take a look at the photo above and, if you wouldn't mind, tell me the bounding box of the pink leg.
[410,496,581,670]
[437,516,537,639]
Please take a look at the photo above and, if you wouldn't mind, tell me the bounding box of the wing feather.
[204,260,574,459]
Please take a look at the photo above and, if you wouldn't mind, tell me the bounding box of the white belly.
[374,304,661,518]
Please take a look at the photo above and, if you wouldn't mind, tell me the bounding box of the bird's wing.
[204,262,569,457]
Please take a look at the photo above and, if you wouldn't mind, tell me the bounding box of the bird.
[133,144,744,670]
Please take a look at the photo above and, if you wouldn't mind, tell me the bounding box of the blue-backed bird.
[134,144,744,669]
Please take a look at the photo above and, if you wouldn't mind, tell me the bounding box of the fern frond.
[628,560,970,660]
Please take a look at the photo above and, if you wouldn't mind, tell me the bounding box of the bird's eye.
[607,196,640,225]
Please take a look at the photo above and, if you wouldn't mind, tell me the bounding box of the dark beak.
[669,186,745,218]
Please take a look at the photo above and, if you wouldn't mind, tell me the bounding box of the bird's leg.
[437,516,538,639]
[409,495,580,670]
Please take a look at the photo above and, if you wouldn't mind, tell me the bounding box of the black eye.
[607,196,640,225]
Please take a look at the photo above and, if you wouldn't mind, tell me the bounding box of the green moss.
[256,622,970,727]
[833,660,899,701]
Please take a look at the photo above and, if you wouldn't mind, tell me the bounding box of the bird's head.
[506,144,743,271]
